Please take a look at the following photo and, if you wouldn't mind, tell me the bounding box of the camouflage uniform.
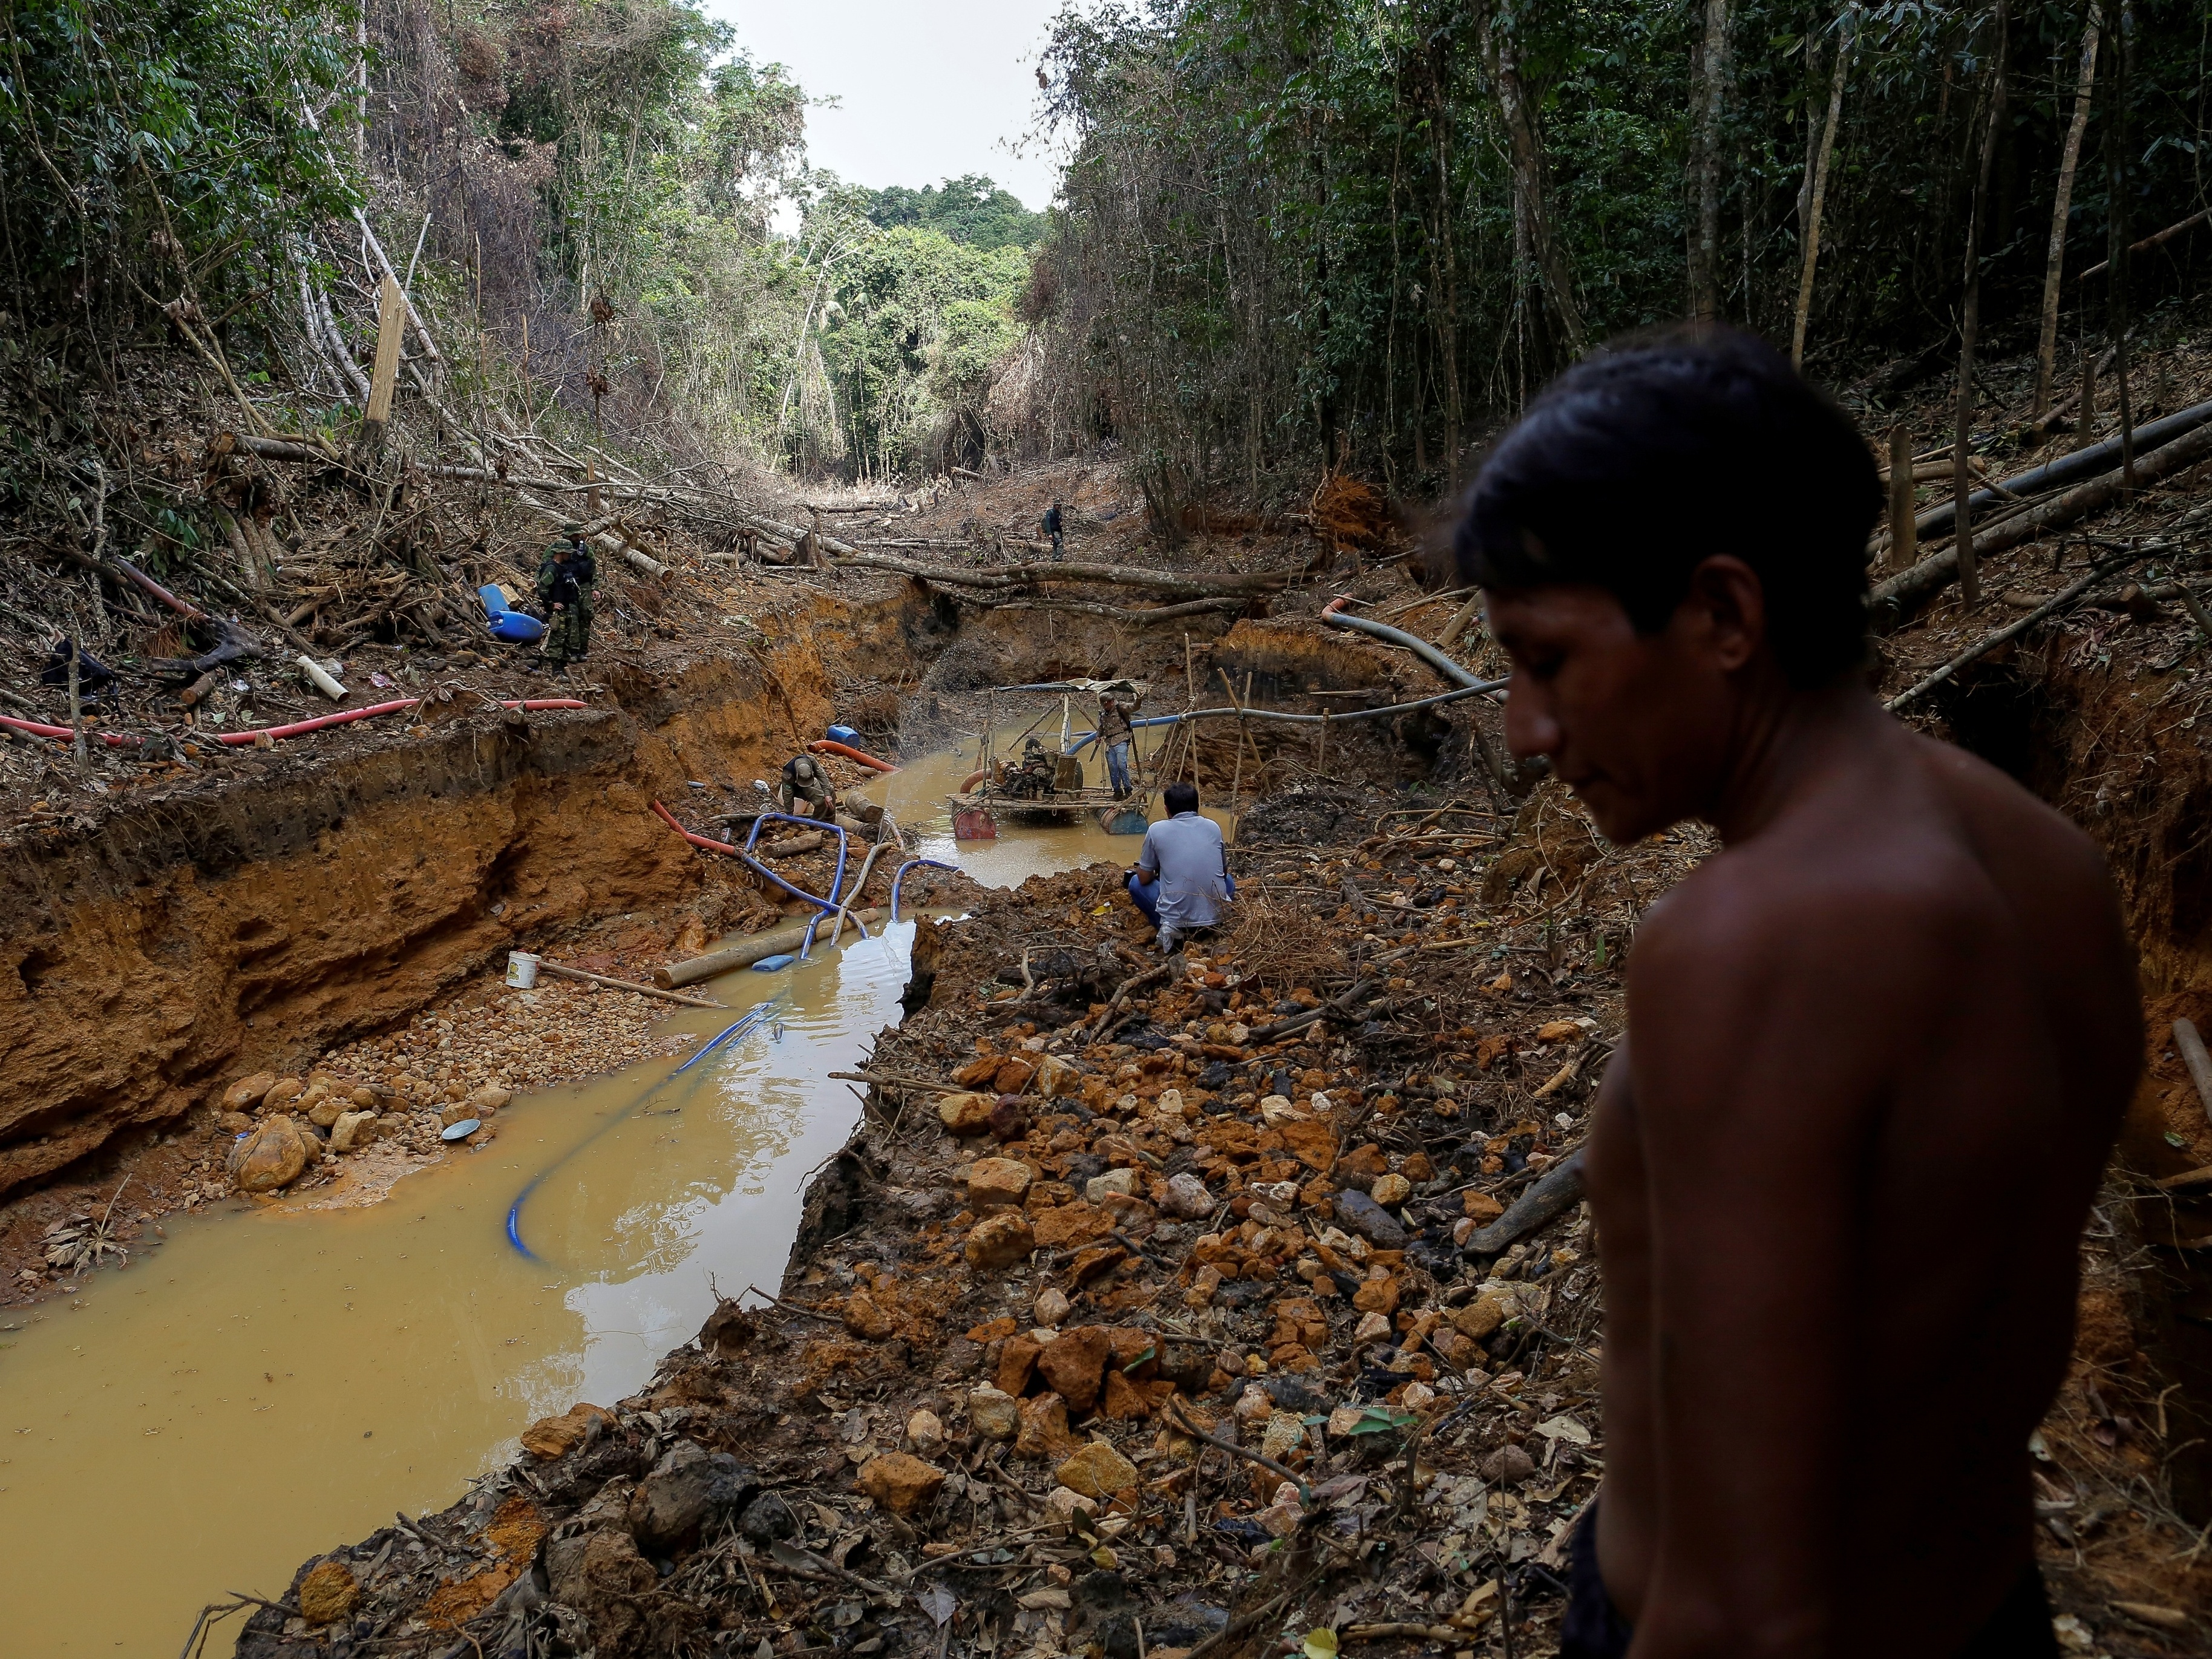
[542,561,588,672]
[537,540,595,667]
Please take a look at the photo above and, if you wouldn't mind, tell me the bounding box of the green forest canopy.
[4,0,2207,497]
[863,175,1048,252]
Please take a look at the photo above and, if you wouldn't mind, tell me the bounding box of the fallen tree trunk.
[1885,552,2135,711]
[530,960,724,1009]
[144,618,263,679]
[1872,420,2212,623]
[655,908,886,987]
[981,596,1252,624]
[209,431,333,466]
[833,548,1286,597]
[1902,391,2212,548]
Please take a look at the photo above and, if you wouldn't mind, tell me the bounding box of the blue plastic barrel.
[752,953,796,972]
[826,724,860,745]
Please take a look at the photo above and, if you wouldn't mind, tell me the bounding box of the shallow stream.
[0,728,1220,1654]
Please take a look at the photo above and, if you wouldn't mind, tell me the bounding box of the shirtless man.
[1456,327,2139,1658]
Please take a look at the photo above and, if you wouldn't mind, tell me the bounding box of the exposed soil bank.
[0,592,910,1200]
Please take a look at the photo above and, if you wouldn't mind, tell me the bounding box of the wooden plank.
[364,276,407,424]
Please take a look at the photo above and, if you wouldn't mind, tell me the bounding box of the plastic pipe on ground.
[802,837,888,960]
[296,654,347,699]
[650,802,846,928]
[1,715,136,748]
[1060,680,1506,735]
[745,811,849,926]
[891,858,959,922]
[1913,393,2212,543]
[1320,596,1495,692]
[0,697,586,752]
[808,739,898,773]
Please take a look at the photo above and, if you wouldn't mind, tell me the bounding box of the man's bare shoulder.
[1903,728,2121,911]
[1631,819,1990,1003]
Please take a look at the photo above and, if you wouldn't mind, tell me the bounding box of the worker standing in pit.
[535,524,596,664]
[1098,687,1137,800]
[1042,500,1064,557]
[777,753,838,822]
[1128,780,1234,954]
[540,544,585,676]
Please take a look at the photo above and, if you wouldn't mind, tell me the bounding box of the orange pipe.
[808,739,897,773]
[0,697,585,751]
[651,799,742,854]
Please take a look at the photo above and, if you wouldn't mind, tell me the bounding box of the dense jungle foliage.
[1027,0,2212,509]
[0,0,1038,479]
[2,0,2206,496]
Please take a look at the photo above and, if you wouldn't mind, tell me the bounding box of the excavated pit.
[0,591,1449,1653]
[1932,642,2212,1532]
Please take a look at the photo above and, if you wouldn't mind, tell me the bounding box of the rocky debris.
[227,1114,308,1193]
[241,770,2212,1656]
[628,1440,758,1551]
[204,972,699,1199]
[521,1402,616,1461]
[856,1450,947,1515]
[311,975,694,1126]
[246,828,1642,1658]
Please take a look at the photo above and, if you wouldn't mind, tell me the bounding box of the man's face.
[1484,577,1749,843]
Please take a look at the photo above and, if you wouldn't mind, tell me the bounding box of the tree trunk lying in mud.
[981,597,1254,624]
[656,908,886,987]
[832,549,1288,598]
[1872,416,2212,626]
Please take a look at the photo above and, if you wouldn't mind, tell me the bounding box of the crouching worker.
[1128,781,1234,953]
[777,753,837,822]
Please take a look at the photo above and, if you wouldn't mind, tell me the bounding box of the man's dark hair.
[1455,326,1880,686]
[1163,781,1199,814]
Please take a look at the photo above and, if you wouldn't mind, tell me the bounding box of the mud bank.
[0,593,910,1199]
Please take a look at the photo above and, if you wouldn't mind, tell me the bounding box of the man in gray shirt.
[1129,781,1234,952]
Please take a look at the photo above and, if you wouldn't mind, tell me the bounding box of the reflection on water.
[0,729,1209,1654]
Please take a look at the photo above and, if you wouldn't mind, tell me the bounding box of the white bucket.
[505,951,540,989]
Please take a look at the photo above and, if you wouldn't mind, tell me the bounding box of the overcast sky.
[705,0,1071,211]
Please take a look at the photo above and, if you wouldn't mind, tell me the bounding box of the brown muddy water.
[0,730,1224,1654]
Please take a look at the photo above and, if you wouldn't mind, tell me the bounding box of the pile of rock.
[214,1069,511,1194]
[313,974,693,1116]
[240,836,1623,1659]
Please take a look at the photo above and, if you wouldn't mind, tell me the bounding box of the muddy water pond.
[0,733,1225,1654]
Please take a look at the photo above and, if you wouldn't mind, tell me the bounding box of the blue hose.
[890,857,958,922]
[741,811,848,920]
[504,1003,776,1259]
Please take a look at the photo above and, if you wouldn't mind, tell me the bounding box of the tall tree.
[1790,11,1854,367]
[1952,0,2009,610]
[1689,0,1732,319]
[2104,0,2138,494]
[2034,13,2101,416]
[1474,0,1587,355]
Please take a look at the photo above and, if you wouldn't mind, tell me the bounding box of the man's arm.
[1625,872,1968,1658]
[1133,828,1162,888]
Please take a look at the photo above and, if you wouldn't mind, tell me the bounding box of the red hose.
[651,799,742,854]
[0,715,135,748]
[0,698,586,752]
[808,739,898,773]
[211,696,422,744]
